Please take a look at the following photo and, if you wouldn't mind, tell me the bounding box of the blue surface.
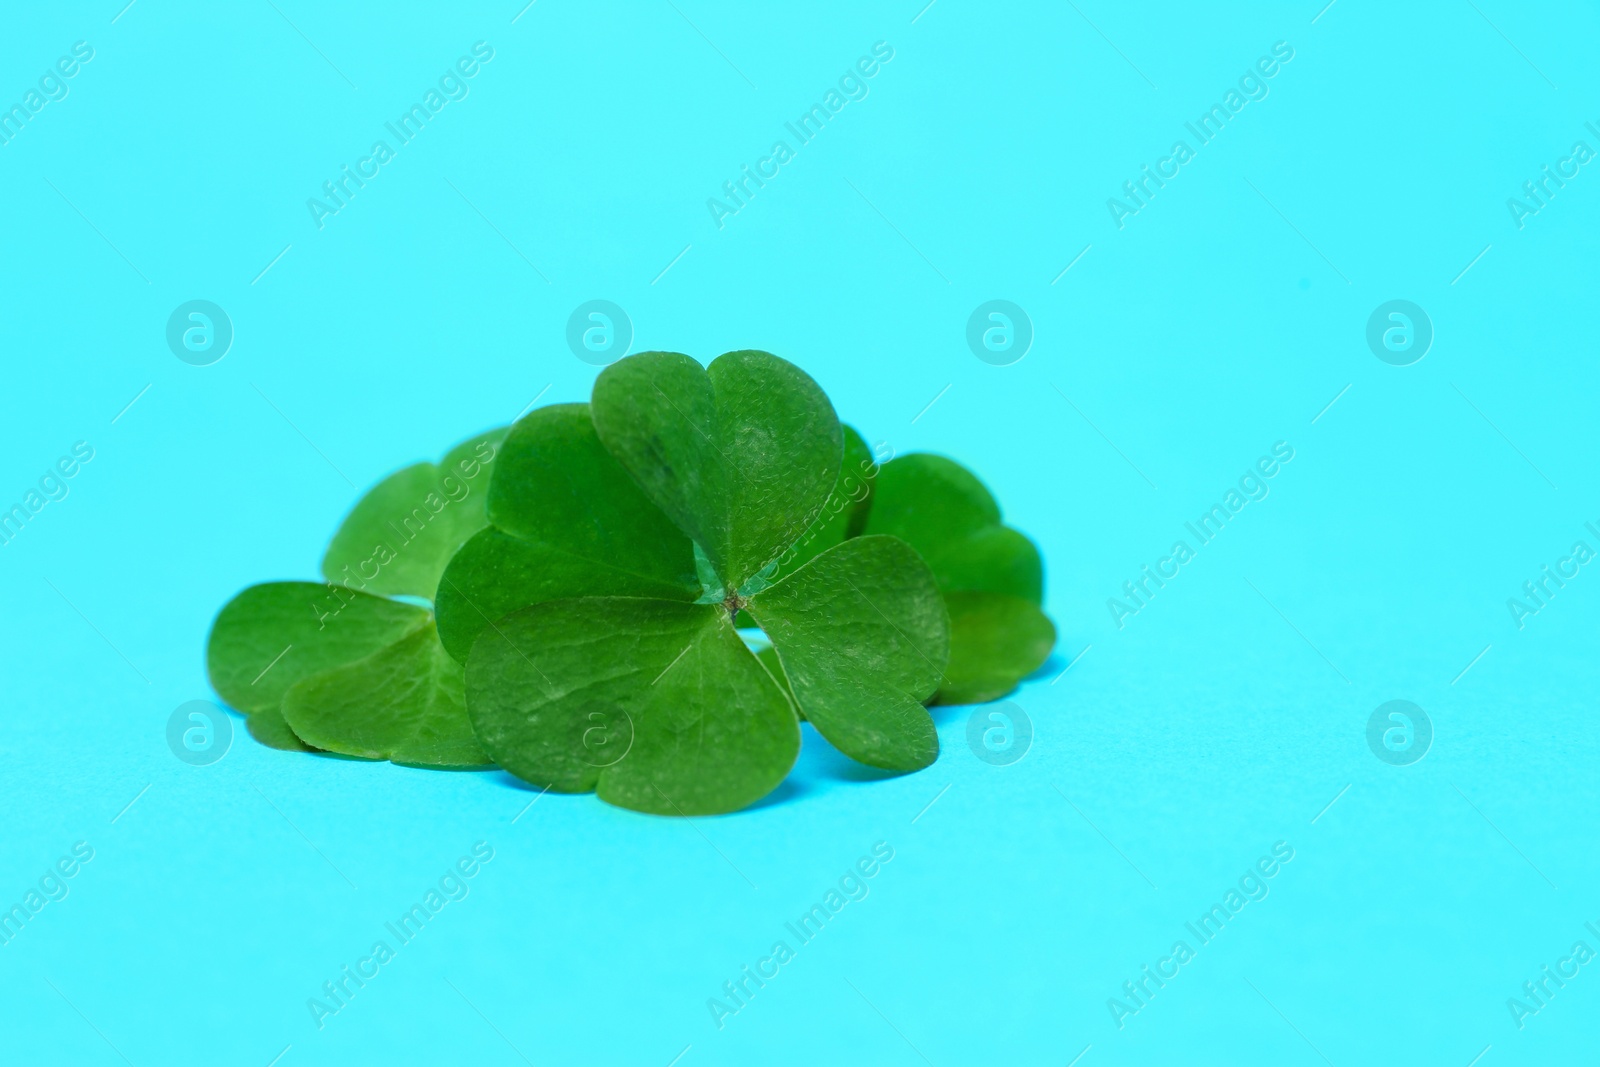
[3,1,1598,1063]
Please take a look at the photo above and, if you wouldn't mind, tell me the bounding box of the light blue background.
[2,1,1597,1063]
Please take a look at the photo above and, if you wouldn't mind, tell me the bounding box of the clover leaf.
[282,622,487,766]
[207,581,432,750]
[206,348,1059,813]
[940,591,1058,705]
[767,424,877,582]
[206,427,509,764]
[322,427,507,600]
[465,597,799,815]
[863,454,1056,703]
[433,403,700,662]
[745,535,948,771]
[246,703,317,751]
[206,582,487,766]
[732,424,876,631]
[451,369,944,805]
[590,350,842,593]
[592,356,948,775]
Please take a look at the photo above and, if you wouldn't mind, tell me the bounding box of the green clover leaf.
[451,364,944,805]
[746,535,949,771]
[207,427,510,764]
[465,597,799,815]
[733,423,876,629]
[940,591,1058,705]
[767,424,877,582]
[433,403,700,662]
[863,454,1056,702]
[282,621,487,766]
[246,703,317,751]
[206,580,489,765]
[207,581,433,751]
[322,427,507,600]
[591,350,842,593]
[206,349,1058,812]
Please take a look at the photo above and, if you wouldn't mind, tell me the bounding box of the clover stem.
[724,592,745,621]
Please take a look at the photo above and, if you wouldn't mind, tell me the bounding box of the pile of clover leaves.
[207,351,1055,815]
